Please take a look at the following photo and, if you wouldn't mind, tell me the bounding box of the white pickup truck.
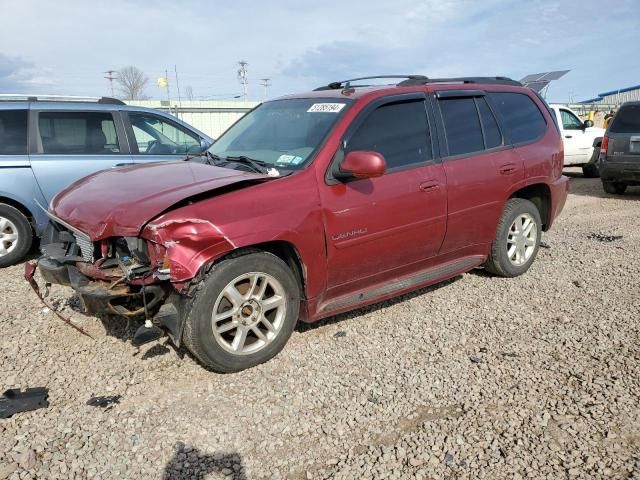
[549,104,605,177]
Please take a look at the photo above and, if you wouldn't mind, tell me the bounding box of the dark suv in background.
[0,95,213,267]
[600,101,640,194]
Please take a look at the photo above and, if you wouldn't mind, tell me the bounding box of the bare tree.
[115,66,149,100]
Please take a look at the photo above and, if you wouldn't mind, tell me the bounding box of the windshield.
[208,98,351,169]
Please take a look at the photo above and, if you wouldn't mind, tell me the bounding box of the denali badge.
[332,229,368,241]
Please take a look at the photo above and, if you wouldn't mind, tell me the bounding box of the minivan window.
[347,99,432,169]
[489,92,547,144]
[609,104,640,133]
[38,112,120,154]
[476,97,502,149]
[130,113,201,154]
[0,110,28,155]
[439,97,484,156]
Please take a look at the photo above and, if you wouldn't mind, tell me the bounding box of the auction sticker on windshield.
[307,103,345,113]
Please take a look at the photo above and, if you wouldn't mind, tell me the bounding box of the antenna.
[104,70,117,97]
[259,78,271,99]
[237,61,249,100]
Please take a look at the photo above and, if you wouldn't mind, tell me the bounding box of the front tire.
[484,198,542,278]
[602,181,627,195]
[182,252,300,372]
[0,204,33,268]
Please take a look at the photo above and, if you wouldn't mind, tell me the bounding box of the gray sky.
[1,0,638,103]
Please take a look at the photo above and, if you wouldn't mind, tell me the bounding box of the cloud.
[0,54,35,92]
[0,0,638,102]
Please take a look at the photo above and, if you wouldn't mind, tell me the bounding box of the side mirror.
[334,150,386,180]
[583,120,594,128]
[200,138,213,152]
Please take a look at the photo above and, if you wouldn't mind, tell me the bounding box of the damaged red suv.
[31,75,568,372]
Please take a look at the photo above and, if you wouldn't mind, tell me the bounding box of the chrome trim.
[34,199,92,240]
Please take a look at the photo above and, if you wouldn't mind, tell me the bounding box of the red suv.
[30,75,569,372]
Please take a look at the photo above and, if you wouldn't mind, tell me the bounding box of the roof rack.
[314,75,429,91]
[314,75,523,91]
[0,94,125,105]
[397,76,522,87]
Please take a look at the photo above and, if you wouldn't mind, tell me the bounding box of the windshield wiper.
[204,151,223,165]
[223,155,270,174]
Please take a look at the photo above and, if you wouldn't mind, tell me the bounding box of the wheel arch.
[0,195,36,228]
[509,183,552,231]
[202,240,308,300]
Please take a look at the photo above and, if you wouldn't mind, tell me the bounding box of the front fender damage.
[142,218,236,286]
[140,218,237,347]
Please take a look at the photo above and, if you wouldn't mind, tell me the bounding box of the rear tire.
[484,198,542,278]
[582,151,600,178]
[602,181,627,195]
[182,252,300,373]
[0,204,33,268]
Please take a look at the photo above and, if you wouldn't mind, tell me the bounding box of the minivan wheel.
[484,198,542,278]
[0,204,33,268]
[602,181,627,195]
[182,252,300,373]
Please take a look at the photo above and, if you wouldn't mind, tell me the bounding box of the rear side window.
[438,97,484,156]
[347,99,432,169]
[489,92,547,144]
[0,110,28,155]
[37,112,120,154]
[476,97,502,149]
[609,105,640,133]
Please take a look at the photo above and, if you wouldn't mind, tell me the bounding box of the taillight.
[600,135,609,161]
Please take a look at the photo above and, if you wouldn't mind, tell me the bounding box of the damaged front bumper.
[38,256,166,317]
[31,221,193,347]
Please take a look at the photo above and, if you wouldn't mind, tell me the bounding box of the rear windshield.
[609,105,640,133]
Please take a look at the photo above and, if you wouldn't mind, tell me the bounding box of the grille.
[73,232,94,261]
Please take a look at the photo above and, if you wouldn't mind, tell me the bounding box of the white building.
[580,84,640,105]
[126,100,259,138]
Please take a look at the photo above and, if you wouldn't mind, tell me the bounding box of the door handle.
[564,135,573,139]
[419,181,440,192]
[499,163,517,175]
[112,163,135,168]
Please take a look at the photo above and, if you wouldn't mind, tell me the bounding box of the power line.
[104,70,117,97]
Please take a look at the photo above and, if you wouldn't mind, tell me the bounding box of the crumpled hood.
[50,161,267,239]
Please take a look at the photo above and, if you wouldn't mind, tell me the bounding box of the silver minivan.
[0,95,213,266]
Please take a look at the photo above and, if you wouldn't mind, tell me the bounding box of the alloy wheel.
[0,217,19,257]
[211,272,287,355]
[506,213,537,266]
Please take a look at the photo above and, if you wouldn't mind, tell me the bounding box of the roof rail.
[0,94,126,105]
[314,75,429,91]
[397,76,523,87]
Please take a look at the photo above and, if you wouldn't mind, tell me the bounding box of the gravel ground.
[1,171,640,480]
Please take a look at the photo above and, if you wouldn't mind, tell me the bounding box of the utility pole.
[237,61,249,100]
[259,78,271,99]
[174,64,183,118]
[104,70,117,97]
[164,69,172,112]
